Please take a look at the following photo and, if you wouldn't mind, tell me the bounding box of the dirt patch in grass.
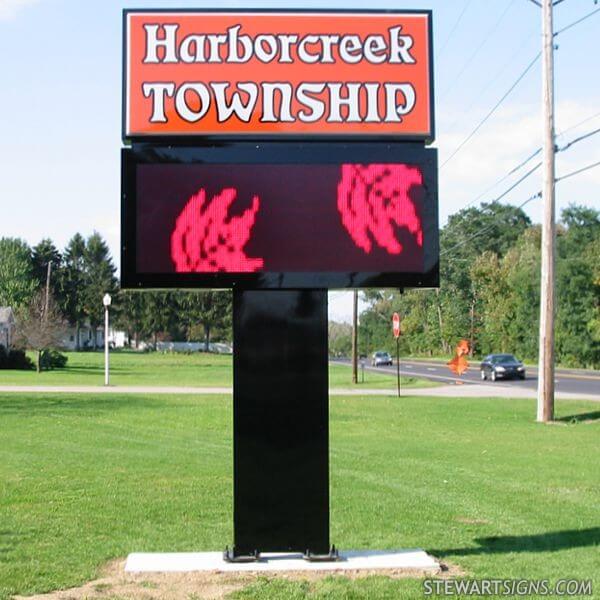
[454,517,491,525]
[15,557,463,599]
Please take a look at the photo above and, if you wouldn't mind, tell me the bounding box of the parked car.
[480,354,526,381]
[371,351,393,367]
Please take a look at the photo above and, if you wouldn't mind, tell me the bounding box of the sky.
[1,0,599,322]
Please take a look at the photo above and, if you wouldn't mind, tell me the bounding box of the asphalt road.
[333,358,600,398]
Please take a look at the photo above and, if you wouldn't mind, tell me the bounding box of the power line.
[440,158,600,257]
[436,0,473,58]
[554,6,600,36]
[440,6,597,172]
[442,26,538,133]
[558,110,600,137]
[556,159,600,182]
[441,52,541,169]
[526,0,567,7]
[457,126,600,211]
[458,161,541,214]
[557,126,600,152]
[440,0,517,100]
[440,191,541,257]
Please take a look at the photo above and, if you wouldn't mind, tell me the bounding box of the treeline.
[3,202,598,368]
[0,233,232,350]
[358,202,600,368]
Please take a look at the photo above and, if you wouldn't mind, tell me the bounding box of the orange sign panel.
[123,10,434,140]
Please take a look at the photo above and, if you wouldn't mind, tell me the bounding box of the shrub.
[40,349,68,370]
[0,348,35,370]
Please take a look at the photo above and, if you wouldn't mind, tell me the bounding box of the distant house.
[61,323,128,351]
[0,307,16,349]
[61,323,103,351]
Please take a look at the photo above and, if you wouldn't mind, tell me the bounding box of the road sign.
[393,312,401,338]
[123,10,434,141]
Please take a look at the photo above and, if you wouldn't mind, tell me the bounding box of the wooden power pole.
[351,290,358,384]
[44,261,52,320]
[537,0,556,423]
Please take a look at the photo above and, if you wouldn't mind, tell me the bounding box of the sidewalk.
[0,384,597,401]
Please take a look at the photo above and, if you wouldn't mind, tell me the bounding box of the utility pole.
[351,290,358,384]
[44,262,52,320]
[537,0,556,423]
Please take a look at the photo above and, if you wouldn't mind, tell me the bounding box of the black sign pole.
[228,289,333,561]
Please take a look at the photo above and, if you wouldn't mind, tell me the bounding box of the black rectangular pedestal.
[232,289,329,556]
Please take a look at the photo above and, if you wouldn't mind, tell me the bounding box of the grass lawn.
[0,351,434,390]
[0,392,598,599]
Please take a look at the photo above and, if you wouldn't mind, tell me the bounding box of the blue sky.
[1,0,598,321]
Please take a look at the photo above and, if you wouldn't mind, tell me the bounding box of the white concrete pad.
[125,549,440,573]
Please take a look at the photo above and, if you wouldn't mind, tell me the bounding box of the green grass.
[0,392,598,599]
[0,351,434,389]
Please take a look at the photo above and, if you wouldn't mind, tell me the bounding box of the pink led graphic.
[171,187,264,272]
[337,164,423,254]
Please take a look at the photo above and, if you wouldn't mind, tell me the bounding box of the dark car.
[372,351,393,367]
[480,354,526,381]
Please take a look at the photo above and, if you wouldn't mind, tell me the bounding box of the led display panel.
[121,143,438,289]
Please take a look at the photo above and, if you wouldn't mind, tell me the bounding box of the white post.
[537,0,555,423]
[103,294,112,386]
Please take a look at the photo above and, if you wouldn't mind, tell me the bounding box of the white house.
[0,307,16,349]
[61,323,103,351]
[61,323,128,350]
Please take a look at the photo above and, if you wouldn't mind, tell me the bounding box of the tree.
[328,321,352,357]
[58,234,87,349]
[115,290,147,348]
[81,233,118,348]
[179,291,232,349]
[555,205,600,367]
[0,238,36,310]
[442,201,532,261]
[142,292,177,348]
[31,239,62,299]
[15,290,65,373]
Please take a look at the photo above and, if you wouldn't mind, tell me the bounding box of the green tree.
[115,290,147,348]
[58,234,87,349]
[555,205,600,367]
[32,238,63,304]
[179,291,232,349]
[81,233,117,348]
[0,238,36,309]
[328,321,352,357]
[142,292,177,348]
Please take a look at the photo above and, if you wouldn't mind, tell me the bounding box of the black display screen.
[121,143,438,289]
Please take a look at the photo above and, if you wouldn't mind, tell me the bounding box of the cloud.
[0,0,40,20]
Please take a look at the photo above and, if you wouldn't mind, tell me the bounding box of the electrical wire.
[556,159,600,182]
[440,0,517,100]
[457,126,600,211]
[554,6,600,36]
[440,192,541,257]
[441,52,541,169]
[556,126,600,152]
[440,4,598,172]
[442,27,538,134]
[440,157,600,257]
[558,110,600,138]
[436,0,473,58]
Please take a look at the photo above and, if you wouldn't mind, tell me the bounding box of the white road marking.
[427,367,437,371]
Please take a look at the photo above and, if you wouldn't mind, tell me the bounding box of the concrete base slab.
[125,549,440,573]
